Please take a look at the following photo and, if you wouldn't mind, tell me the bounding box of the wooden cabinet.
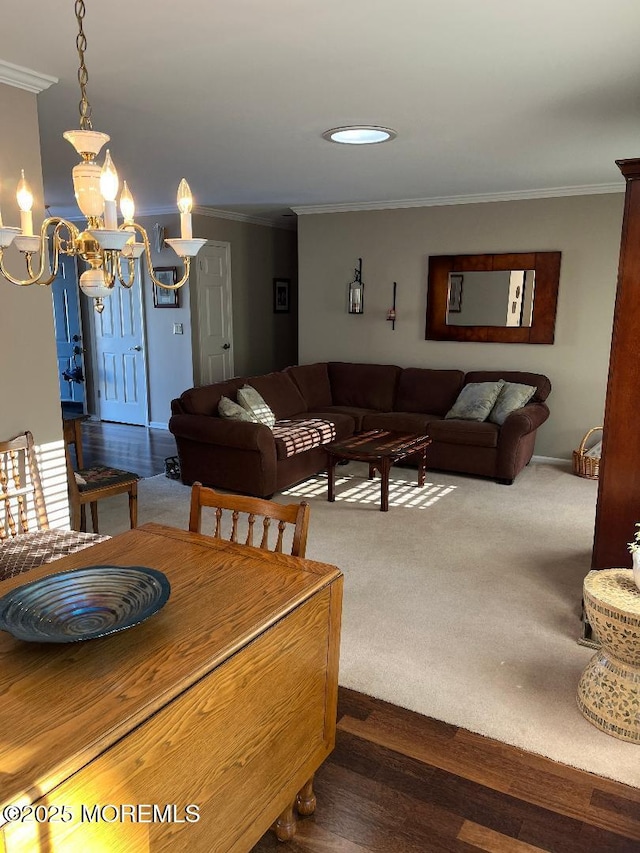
[0,524,343,852]
[592,159,640,569]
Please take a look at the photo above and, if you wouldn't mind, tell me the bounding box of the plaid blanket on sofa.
[272,419,337,459]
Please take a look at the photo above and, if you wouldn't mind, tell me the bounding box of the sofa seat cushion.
[428,418,499,448]
[272,418,337,460]
[246,371,307,419]
[297,410,356,440]
[286,363,333,409]
[328,362,401,411]
[362,411,436,434]
[396,368,465,416]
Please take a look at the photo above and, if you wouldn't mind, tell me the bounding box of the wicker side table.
[577,569,640,742]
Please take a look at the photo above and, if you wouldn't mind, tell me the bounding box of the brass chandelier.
[0,0,206,312]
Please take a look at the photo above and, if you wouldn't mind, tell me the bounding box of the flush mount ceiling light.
[0,0,206,312]
[322,126,397,145]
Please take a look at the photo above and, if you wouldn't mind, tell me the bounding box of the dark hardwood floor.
[252,688,640,852]
[79,419,178,478]
[77,420,640,852]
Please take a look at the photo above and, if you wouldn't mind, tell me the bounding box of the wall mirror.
[425,251,561,344]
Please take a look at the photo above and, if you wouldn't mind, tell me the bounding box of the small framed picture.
[448,273,463,313]
[273,278,290,313]
[153,267,179,308]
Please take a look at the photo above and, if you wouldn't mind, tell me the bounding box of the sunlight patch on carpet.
[281,471,457,509]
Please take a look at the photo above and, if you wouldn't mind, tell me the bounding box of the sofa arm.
[169,414,275,453]
[496,402,550,482]
[169,414,278,496]
[500,402,550,439]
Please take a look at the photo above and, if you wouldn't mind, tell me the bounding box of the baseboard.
[149,421,169,431]
[531,454,571,465]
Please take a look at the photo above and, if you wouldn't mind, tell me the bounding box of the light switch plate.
[173,323,183,335]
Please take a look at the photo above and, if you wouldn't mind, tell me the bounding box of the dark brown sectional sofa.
[169,362,551,498]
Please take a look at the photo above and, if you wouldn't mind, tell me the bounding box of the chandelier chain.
[74,0,92,130]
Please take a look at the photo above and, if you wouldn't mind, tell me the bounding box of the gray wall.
[0,82,69,526]
[139,213,195,428]
[0,83,62,447]
[297,194,624,460]
[194,213,298,377]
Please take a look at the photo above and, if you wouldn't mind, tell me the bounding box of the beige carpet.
[97,460,640,788]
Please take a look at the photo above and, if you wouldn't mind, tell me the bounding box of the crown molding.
[194,205,294,230]
[291,182,625,215]
[0,59,57,94]
[57,205,296,231]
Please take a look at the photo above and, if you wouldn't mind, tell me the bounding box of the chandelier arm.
[103,252,116,289]
[50,217,82,247]
[25,253,57,287]
[0,252,39,286]
[116,254,136,289]
[127,223,190,289]
[0,220,52,286]
[3,217,82,286]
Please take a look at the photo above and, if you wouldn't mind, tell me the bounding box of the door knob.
[129,345,142,352]
[222,343,231,350]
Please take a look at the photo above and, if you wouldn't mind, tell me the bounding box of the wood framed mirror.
[425,251,561,343]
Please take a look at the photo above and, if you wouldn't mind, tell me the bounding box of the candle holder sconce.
[348,257,364,314]
[386,281,397,330]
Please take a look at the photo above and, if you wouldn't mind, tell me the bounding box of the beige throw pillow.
[237,385,276,427]
[218,395,259,422]
[445,380,505,422]
[488,382,537,425]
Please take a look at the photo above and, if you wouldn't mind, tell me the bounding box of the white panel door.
[91,271,148,425]
[195,242,233,385]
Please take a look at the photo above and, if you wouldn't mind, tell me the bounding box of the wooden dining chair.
[0,431,49,540]
[63,418,139,534]
[188,482,310,557]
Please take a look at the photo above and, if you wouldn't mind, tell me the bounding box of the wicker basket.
[573,426,603,480]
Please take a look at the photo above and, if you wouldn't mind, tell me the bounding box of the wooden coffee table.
[325,430,432,512]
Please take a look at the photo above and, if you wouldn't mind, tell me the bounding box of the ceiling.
[2,1,640,228]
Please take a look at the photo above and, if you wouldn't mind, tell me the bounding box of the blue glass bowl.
[0,565,171,643]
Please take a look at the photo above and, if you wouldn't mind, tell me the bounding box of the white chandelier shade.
[0,2,206,312]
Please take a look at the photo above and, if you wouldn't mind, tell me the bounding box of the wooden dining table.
[0,522,343,852]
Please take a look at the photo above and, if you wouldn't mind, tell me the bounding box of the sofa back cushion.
[328,362,401,411]
[285,363,333,410]
[396,368,465,416]
[465,371,551,403]
[176,378,246,416]
[246,371,307,419]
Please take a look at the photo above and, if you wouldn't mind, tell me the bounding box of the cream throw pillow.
[218,395,259,422]
[488,382,537,425]
[237,385,276,427]
[445,380,505,422]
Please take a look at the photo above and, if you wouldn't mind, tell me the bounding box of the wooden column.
[592,158,640,569]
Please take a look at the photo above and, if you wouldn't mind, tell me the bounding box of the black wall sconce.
[386,281,397,330]
[348,258,364,314]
